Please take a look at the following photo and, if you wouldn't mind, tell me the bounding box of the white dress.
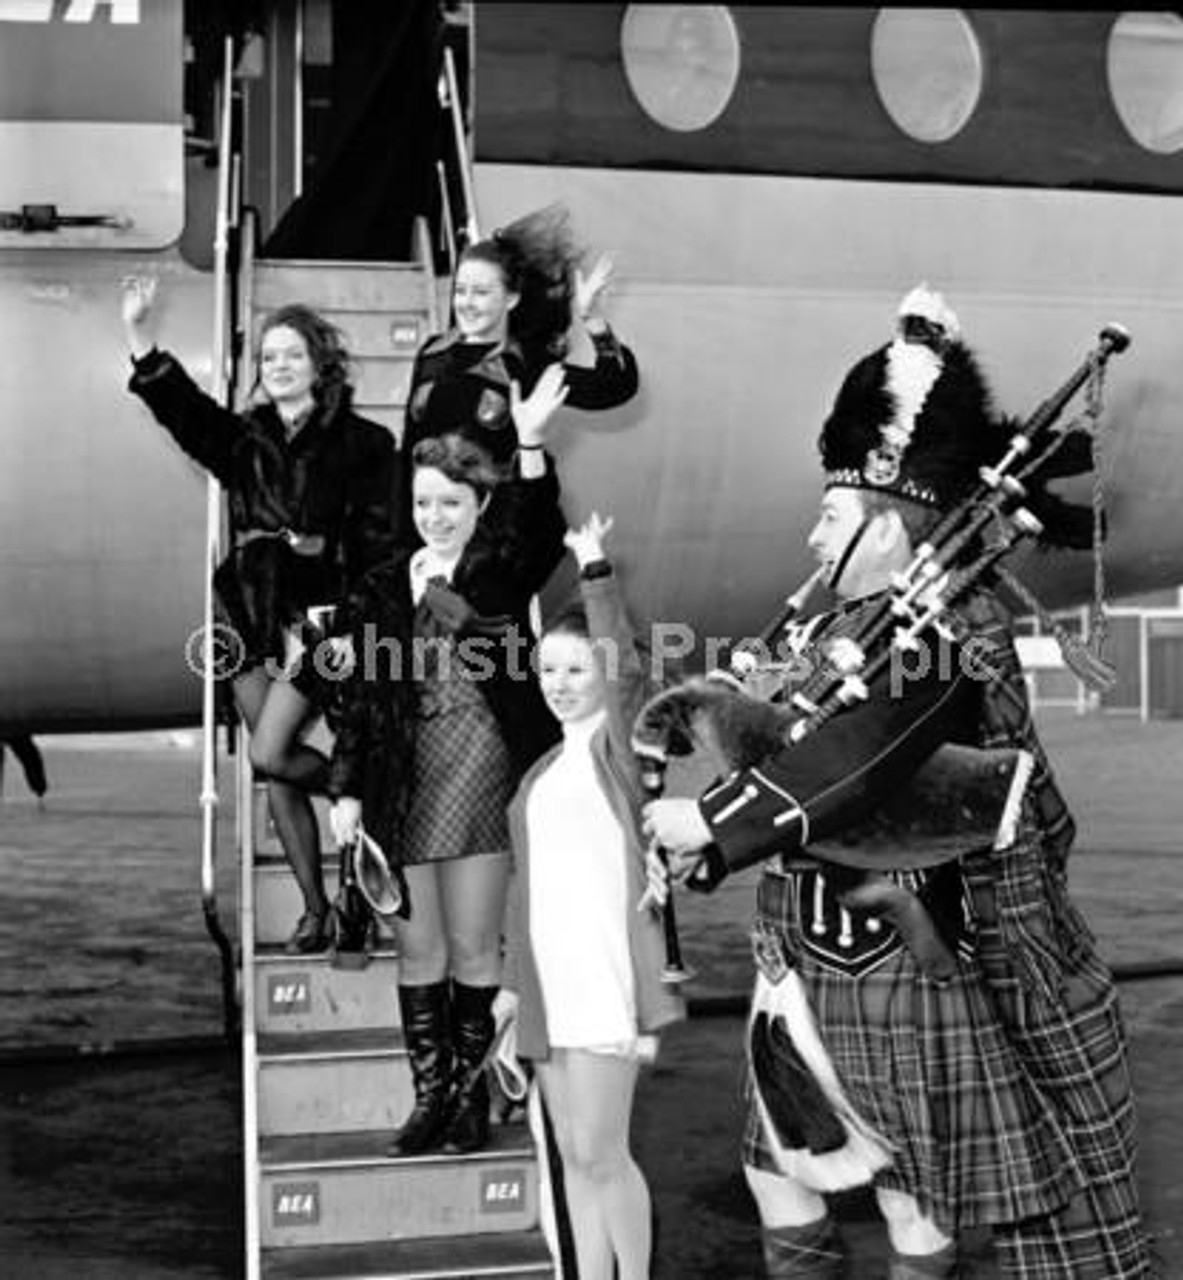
[525,710,636,1049]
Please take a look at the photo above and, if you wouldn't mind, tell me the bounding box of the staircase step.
[260,1231,554,1279]
[253,260,430,314]
[253,786,335,860]
[258,1029,412,1136]
[351,355,413,412]
[259,1125,539,1248]
[254,856,398,950]
[323,311,426,359]
[253,944,401,1035]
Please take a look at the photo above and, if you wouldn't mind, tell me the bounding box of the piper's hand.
[510,362,569,449]
[564,512,614,569]
[638,842,671,912]
[330,797,363,850]
[120,275,158,328]
[642,798,712,857]
[574,253,614,324]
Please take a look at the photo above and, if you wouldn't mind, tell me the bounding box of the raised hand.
[564,511,614,569]
[509,362,569,449]
[120,275,159,358]
[120,275,158,328]
[574,253,615,324]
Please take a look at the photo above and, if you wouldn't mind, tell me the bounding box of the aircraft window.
[1107,12,1183,153]
[620,4,740,133]
[870,9,982,144]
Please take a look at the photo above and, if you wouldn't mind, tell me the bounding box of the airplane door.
[0,0,184,249]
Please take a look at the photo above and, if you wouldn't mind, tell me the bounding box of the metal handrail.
[414,213,442,333]
[441,42,480,243]
[201,35,239,1044]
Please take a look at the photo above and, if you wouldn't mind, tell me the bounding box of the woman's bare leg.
[438,851,510,986]
[540,1049,650,1280]
[538,1054,615,1280]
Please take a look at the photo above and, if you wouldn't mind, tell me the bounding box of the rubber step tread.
[260,1123,534,1170]
[260,1231,554,1279]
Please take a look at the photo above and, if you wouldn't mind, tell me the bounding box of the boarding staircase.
[230,244,555,1280]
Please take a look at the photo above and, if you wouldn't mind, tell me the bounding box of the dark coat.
[395,326,638,544]
[326,461,567,860]
[129,349,398,669]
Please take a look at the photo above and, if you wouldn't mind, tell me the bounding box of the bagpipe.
[631,327,1130,1185]
[631,324,1129,942]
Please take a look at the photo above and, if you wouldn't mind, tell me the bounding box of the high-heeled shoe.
[284,907,329,954]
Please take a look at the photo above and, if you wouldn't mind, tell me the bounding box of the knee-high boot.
[388,982,454,1156]
[442,981,496,1154]
[761,1217,844,1278]
[887,1243,958,1279]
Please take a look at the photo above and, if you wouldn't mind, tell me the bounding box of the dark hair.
[258,304,352,419]
[411,433,499,500]
[543,603,590,640]
[460,204,580,367]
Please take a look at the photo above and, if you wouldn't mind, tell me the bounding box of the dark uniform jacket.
[129,348,397,670]
[395,326,638,545]
[699,594,982,876]
[326,461,567,860]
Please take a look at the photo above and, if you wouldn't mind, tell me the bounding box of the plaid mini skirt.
[402,676,512,865]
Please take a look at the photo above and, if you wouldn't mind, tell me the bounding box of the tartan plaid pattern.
[743,593,1150,1274]
[961,601,1151,1277]
[402,665,512,864]
[742,868,1083,1232]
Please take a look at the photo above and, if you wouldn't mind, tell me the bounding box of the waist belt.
[237,527,327,557]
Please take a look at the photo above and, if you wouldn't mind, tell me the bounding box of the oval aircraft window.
[621,5,740,133]
[871,9,983,144]
[1107,12,1183,153]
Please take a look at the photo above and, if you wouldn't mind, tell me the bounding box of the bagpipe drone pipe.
[630,324,1130,946]
[629,326,1130,1186]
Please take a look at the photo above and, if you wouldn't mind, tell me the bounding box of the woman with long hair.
[122,278,397,953]
[395,205,639,542]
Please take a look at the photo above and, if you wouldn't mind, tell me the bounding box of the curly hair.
[411,432,500,500]
[257,304,353,420]
[462,203,581,368]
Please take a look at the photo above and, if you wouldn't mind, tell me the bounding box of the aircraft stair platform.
[245,801,553,1280]
[234,254,556,1279]
[241,248,444,442]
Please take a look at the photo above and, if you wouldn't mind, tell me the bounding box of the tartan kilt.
[962,830,1150,1278]
[402,678,512,865]
[741,865,1084,1234]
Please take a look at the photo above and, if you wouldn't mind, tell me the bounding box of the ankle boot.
[389,982,453,1156]
[441,981,497,1154]
[887,1244,958,1279]
[761,1217,844,1279]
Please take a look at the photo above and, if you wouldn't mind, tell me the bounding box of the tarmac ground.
[0,710,1180,1278]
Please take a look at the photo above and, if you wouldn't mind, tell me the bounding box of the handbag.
[327,836,375,963]
[353,826,409,920]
